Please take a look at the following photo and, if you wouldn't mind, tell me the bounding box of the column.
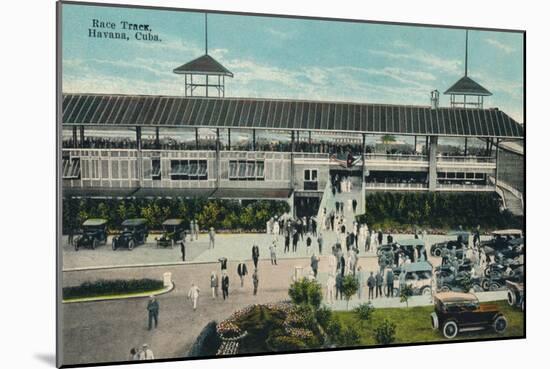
[428,136,438,191]
[136,126,143,185]
[79,126,85,148]
[494,138,500,187]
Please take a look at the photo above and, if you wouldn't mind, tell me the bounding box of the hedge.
[62,197,290,233]
[357,192,522,232]
[63,278,164,300]
[188,321,220,357]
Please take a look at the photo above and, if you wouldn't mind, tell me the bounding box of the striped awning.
[62,93,524,138]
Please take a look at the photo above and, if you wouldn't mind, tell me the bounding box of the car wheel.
[112,240,117,250]
[442,320,458,339]
[472,283,483,293]
[493,315,508,333]
[128,239,135,250]
[422,286,432,296]
[92,239,98,250]
[521,299,525,311]
[489,282,501,291]
[434,249,442,257]
[440,285,450,292]
[481,279,490,291]
[484,267,491,277]
[507,290,516,306]
[430,312,439,330]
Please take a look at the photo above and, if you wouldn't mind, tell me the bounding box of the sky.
[61,3,524,123]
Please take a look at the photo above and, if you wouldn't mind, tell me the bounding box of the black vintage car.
[430,292,507,339]
[430,231,469,257]
[480,229,523,256]
[430,232,469,259]
[506,281,525,311]
[74,219,108,251]
[156,219,186,248]
[112,218,149,250]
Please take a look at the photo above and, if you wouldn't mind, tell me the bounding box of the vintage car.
[481,263,524,291]
[506,280,525,311]
[396,261,434,296]
[112,218,149,250]
[430,292,508,339]
[430,231,469,257]
[436,270,473,293]
[480,229,523,256]
[396,239,426,263]
[74,218,108,251]
[156,219,186,248]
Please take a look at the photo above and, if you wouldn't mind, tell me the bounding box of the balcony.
[436,183,495,192]
[365,182,428,191]
[436,155,496,172]
[365,153,429,172]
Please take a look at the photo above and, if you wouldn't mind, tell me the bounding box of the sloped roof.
[173,54,233,77]
[444,76,492,96]
[62,93,524,138]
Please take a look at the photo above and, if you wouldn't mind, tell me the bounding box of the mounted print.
[56,1,525,367]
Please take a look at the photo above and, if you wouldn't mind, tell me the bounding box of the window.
[62,156,81,179]
[304,169,319,190]
[229,160,265,181]
[152,158,161,180]
[170,160,207,180]
[304,169,318,181]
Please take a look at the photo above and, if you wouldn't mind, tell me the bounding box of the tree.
[288,278,323,310]
[399,284,414,308]
[373,319,396,345]
[341,275,360,310]
[354,302,375,328]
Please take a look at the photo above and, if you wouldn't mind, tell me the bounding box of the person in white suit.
[187,283,200,311]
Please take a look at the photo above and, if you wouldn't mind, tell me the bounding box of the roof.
[82,218,108,226]
[444,76,492,96]
[173,54,233,77]
[162,219,184,226]
[492,229,523,236]
[449,230,470,237]
[434,292,479,304]
[62,93,524,138]
[211,188,292,199]
[401,261,433,273]
[397,239,425,247]
[121,218,148,226]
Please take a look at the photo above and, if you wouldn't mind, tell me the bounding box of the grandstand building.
[60,29,525,217]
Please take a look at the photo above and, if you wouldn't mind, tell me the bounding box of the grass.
[334,301,524,345]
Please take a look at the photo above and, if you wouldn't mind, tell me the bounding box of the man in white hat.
[139,344,154,360]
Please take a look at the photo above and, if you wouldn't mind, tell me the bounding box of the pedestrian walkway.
[326,290,508,311]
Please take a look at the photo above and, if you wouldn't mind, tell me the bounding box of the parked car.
[481,229,523,256]
[396,261,433,296]
[430,292,508,339]
[506,280,525,311]
[74,219,108,251]
[112,218,149,250]
[430,231,469,257]
[156,219,186,248]
[436,270,473,293]
[396,239,426,263]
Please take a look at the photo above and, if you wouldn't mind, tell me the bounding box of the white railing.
[489,176,524,209]
[436,183,495,191]
[437,156,495,164]
[365,182,428,190]
[365,153,428,162]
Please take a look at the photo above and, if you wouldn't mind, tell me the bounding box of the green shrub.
[63,278,164,299]
[288,278,323,310]
[358,192,522,231]
[62,197,290,233]
[373,319,397,345]
[399,284,414,307]
[341,275,360,310]
[354,302,375,327]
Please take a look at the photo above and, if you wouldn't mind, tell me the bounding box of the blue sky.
[62,3,524,122]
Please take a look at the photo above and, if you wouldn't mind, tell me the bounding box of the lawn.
[333,301,524,345]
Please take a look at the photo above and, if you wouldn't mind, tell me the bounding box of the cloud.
[265,27,293,40]
[370,49,461,75]
[484,38,515,54]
